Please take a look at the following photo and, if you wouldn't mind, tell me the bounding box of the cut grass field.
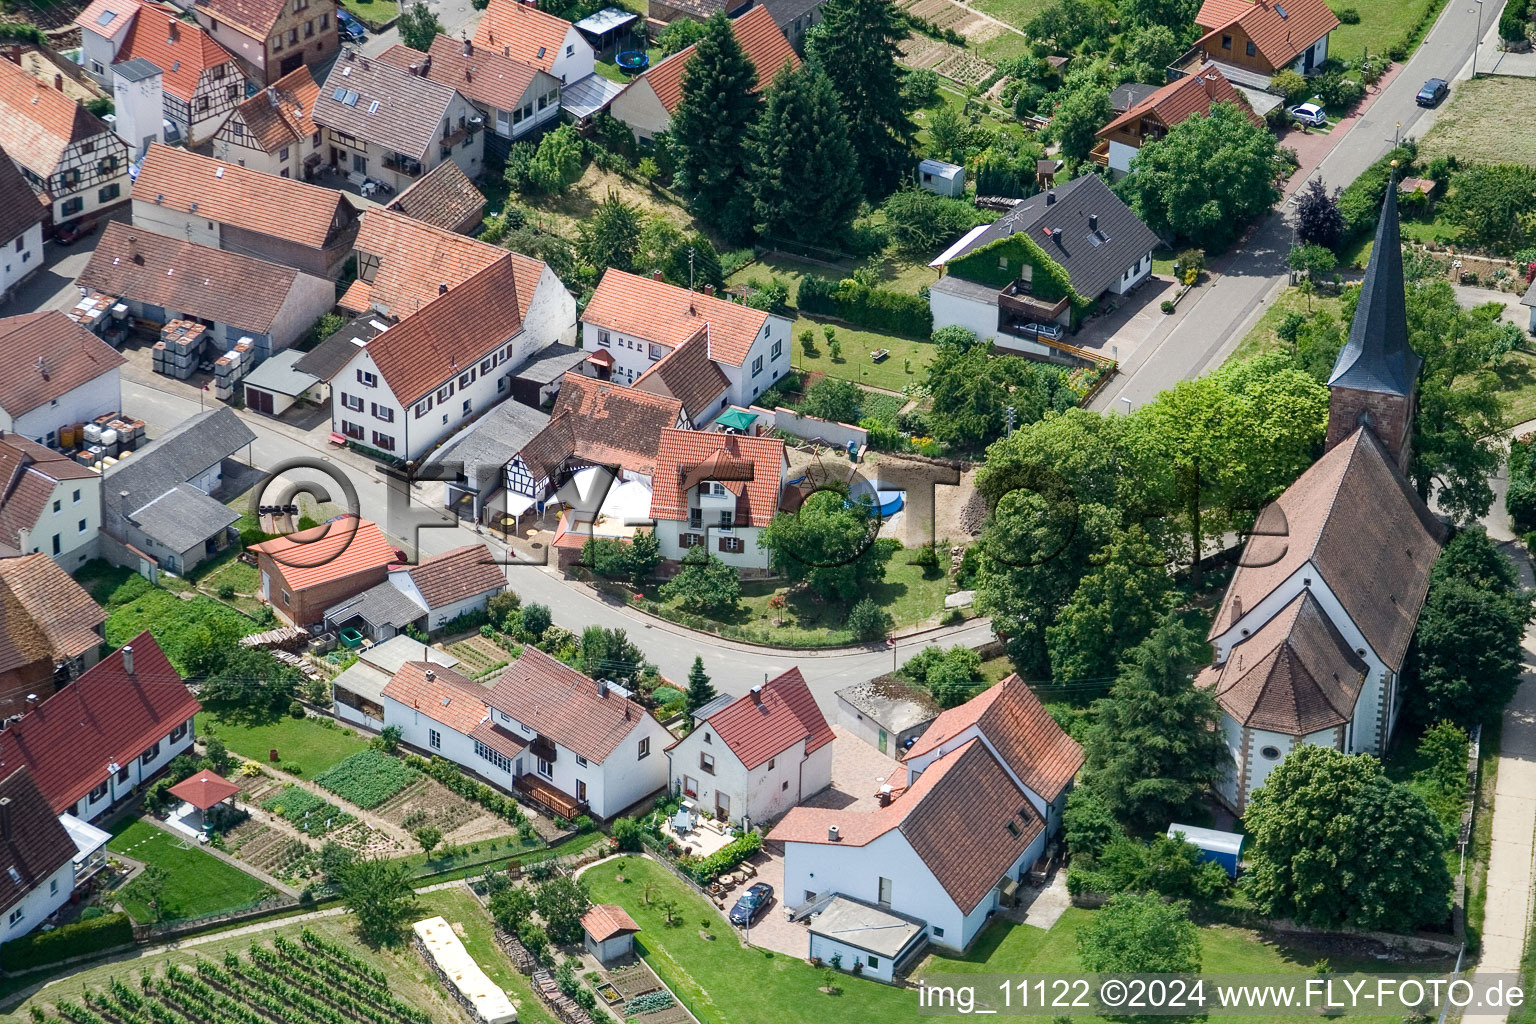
[1420,76,1536,168]
[339,0,397,28]
[967,0,1047,28]
[1324,0,1448,65]
[1227,285,1345,363]
[108,819,273,924]
[587,856,1442,1024]
[202,705,370,777]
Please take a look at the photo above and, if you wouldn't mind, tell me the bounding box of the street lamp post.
[1473,0,1486,76]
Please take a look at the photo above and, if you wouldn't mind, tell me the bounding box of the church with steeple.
[1197,179,1447,814]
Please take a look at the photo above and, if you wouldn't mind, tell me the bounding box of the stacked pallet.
[153,320,207,380]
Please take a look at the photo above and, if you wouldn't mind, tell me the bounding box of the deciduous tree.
[1046,525,1174,683]
[529,124,584,195]
[1295,178,1346,250]
[534,875,592,945]
[339,859,419,945]
[1047,83,1113,162]
[398,1,441,51]
[660,547,741,613]
[578,190,642,273]
[1118,0,1199,30]
[800,376,862,424]
[1077,892,1201,974]
[759,489,891,602]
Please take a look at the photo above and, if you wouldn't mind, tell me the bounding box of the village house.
[0,635,199,823]
[647,427,786,571]
[754,0,826,53]
[0,150,47,302]
[99,407,254,576]
[380,660,493,764]
[0,766,80,941]
[331,634,459,732]
[384,159,486,234]
[211,65,321,178]
[422,396,550,528]
[74,0,247,147]
[1092,65,1261,176]
[609,7,796,144]
[78,222,337,355]
[665,667,833,827]
[1198,187,1444,814]
[380,35,562,160]
[770,673,1082,951]
[631,332,729,430]
[472,0,595,85]
[313,49,484,194]
[249,516,400,627]
[129,144,359,278]
[582,269,793,408]
[324,543,506,642]
[484,646,672,820]
[1182,0,1338,82]
[503,374,684,553]
[185,0,340,86]
[928,173,1160,360]
[0,311,124,449]
[0,552,105,713]
[0,435,105,567]
[0,59,131,228]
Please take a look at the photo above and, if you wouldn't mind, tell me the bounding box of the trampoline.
[616,50,649,75]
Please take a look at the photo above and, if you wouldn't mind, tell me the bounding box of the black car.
[1416,78,1448,107]
[728,882,774,926]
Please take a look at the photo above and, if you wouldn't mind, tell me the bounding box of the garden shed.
[1167,823,1245,877]
[918,159,965,198]
[583,904,640,963]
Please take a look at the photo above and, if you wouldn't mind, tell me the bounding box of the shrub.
[846,598,893,640]
[1269,69,1309,103]
[1338,144,1417,241]
[612,816,644,851]
[0,913,133,970]
[1337,6,1360,21]
[288,700,305,719]
[797,276,933,337]
[1160,299,1175,313]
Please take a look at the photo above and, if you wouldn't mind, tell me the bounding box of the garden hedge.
[797,276,933,337]
[1507,436,1536,532]
[1,912,133,971]
[1337,144,1418,243]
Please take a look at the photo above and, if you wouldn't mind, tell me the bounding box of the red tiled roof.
[700,666,832,769]
[402,544,506,610]
[632,329,729,423]
[233,65,320,153]
[649,428,784,528]
[191,0,296,39]
[167,770,240,810]
[385,158,486,234]
[635,6,798,116]
[1097,63,1262,139]
[0,552,104,663]
[469,719,527,759]
[119,0,240,104]
[0,766,77,914]
[582,904,639,941]
[382,661,489,734]
[904,673,1083,801]
[770,739,1041,913]
[487,646,647,763]
[337,279,373,314]
[518,374,683,481]
[583,269,770,367]
[1194,0,1339,69]
[0,311,126,419]
[249,516,400,591]
[131,143,351,252]
[0,57,115,178]
[0,634,200,813]
[75,0,134,38]
[471,0,575,74]
[382,35,545,119]
[1209,428,1444,671]
[362,256,523,407]
[0,435,102,556]
[353,208,543,320]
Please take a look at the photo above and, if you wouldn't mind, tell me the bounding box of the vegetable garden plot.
[315,750,419,809]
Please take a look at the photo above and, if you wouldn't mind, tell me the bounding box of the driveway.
[3,206,131,316]
[739,726,905,958]
[1071,276,1175,366]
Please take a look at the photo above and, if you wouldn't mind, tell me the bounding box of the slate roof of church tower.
[1328,177,1421,397]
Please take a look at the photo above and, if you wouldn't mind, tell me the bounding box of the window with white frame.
[475,740,511,773]
[341,392,364,412]
[371,403,394,422]
[771,339,782,360]
[357,369,377,387]
[430,729,442,750]
[752,355,763,377]
[537,757,553,777]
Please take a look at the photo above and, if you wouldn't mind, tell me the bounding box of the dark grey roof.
[324,579,426,631]
[1110,82,1159,113]
[423,395,550,493]
[692,692,734,720]
[930,273,1001,304]
[1524,278,1536,309]
[313,54,459,161]
[126,482,241,548]
[1328,182,1421,397]
[513,344,588,385]
[944,173,1162,300]
[113,57,163,82]
[102,408,255,536]
[753,0,824,29]
[294,313,392,382]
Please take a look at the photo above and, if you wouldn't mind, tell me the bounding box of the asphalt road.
[1093,0,1493,412]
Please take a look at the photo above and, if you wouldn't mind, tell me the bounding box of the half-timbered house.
[211,64,321,178]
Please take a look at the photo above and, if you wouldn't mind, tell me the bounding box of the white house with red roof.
[581,269,792,409]
[665,667,832,826]
[648,427,786,570]
[471,0,595,85]
[482,646,671,820]
[0,634,199,823]
[380,660,492,768]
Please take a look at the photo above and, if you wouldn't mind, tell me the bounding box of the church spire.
[1327,169,1421,396]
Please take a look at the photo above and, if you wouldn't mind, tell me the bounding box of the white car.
[1288,103,1327,127]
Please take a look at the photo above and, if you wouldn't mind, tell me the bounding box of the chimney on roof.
[463,35,472,56]
[0,797,10,841]
[827,825,840,842]
[503,44,510,57]
[36,356,48,381]
[426,668,435,682]
[122,644,134,676]
[438,281,449,295]
[54,73,63,91]
[597,679,609,697]
[750,684,762,703]
[1088,213,1098,231]
[167,17,178,42]
[703,284,713,296]
[128,234,140,263]
[268,85,279,107]
[1233,595,1243,617]
[422,54,431,74]
[1046,189,1056,205]
[876,783,893,807]
[652,270,663,282]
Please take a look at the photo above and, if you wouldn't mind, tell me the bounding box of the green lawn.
[589,857,1434,1024]
[916,85,1030,151]
[1469,348,1536,425]
[1227,286,1345,364]
[201,705,370,777]
[340,0,397,29]
[967,0,1048,28]
[1324,0,1448,64]
[201,557,260,594]
[1421,77,1536,168]
[108,819,273,924]
[642,550,952,645]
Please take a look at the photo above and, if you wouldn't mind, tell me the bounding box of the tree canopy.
[808,0,917,197]
[1045,525,1174,684]
[759,489,891,601]
[1295,178,1346,251]
[671,11,759,240]
[578,190,642,274]
[660,546,741,613]
[1077,892,1202,974]
[1048,83,1113,162]
[398,1,441,51]
[338,858,419,945]
[747,64,861,244]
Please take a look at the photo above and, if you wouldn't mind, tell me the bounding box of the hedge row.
[0,912,134,971]
[1337,144,1418,242]
[1506,435,1536,532]
[685,831,763,884]
[797,276,933,338]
